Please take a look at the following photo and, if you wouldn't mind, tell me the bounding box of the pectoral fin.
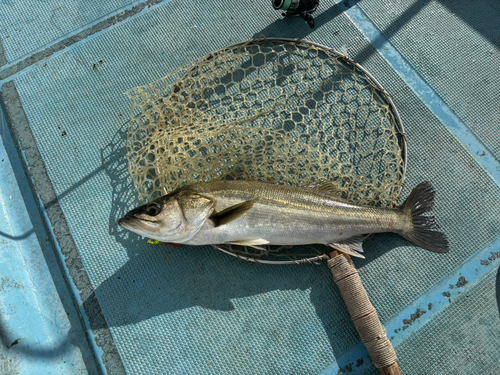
[225,238,270,250]
[328,235,366,259]
[210,200,254,227]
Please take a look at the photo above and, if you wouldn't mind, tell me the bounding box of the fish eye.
[145,203,161,216]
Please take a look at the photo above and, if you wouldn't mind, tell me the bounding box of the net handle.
[328,251,402,374]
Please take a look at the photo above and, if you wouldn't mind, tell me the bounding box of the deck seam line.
[336,0,500,185]
[319,2,500,372]
[0,39,7,67]
[0,81,126,375]
[0,0,169,83]
[320,235,500,374]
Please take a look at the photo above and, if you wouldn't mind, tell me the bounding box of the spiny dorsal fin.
[210,200,254,227]
[307,180,338,197]
[328,235,366,258]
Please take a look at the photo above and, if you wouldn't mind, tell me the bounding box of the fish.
[118,180,449,258]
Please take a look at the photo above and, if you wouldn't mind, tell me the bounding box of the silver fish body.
[182,181,407,245]
[119,180,449,257]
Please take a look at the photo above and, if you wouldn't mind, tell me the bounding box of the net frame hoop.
[214,245,331,265]
[145,37,409,265]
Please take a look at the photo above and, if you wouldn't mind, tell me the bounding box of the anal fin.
[328,235,366,259]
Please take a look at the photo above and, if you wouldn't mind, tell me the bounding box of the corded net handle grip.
[328,251,402,375]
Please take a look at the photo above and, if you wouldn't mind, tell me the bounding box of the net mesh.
[125,38,406,262]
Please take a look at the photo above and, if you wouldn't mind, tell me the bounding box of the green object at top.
[280,0,292,10]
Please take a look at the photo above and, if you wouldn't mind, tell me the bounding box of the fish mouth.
[118,216,160,233]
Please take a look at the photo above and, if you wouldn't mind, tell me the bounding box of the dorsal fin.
[307,180,338,197]
[210,200,254,227]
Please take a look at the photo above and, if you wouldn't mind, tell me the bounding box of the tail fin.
[401,181,449,253]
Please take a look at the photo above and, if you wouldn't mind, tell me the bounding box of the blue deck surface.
[1,1,499,374]
[0,0,135,64]
[0,107,100,374]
